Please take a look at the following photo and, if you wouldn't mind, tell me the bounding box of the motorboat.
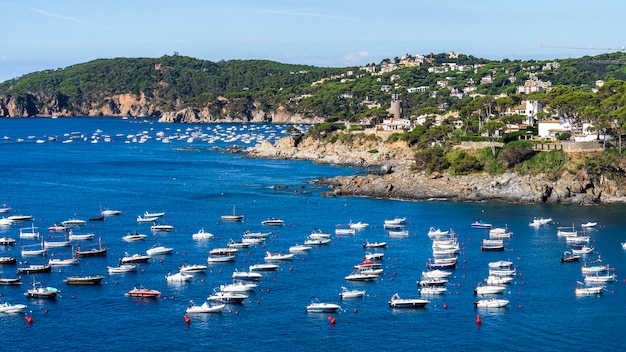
[210,247,238,256]
[480,239,504,251]
[335,226,355,235]
[474,283,507,295]
[44,238,71,248]
[192,228,214,240]
[123,232,147,242]
[21,243,47,256]
[107,263,139,274]
[306,298,341,313]
[488,260,513,269]
[75,240,107,257]
[242,230,272,239]
[24,282,59,299]
[581,264,609,274]
[575,281,604,296]
[126,285,161,298]
[419,286,448,295]
[289,244,312,253]
[571,245,594,255]
[221,206,244,221]
[207,254,236,263]
[146,245,174,256]
[144,211,165,218]
[427,227,449,238]
[388,293,429,308]
[7,215,32,221]
[418,277,448,286]
[186,301,226,313]
[345,269,378,281]
[179,263,207,274]
[560,251,581,262]
[529,217,552,227]
[64,275,104,285]
[474,298,510,308]
[388,230,409,237]
[151,224,173,232]
[100,208,121,216]
[220,281,257,293]
[384,217,406,226]
[166,271,193,283]
[47,224,68,232]
[363,240,387,248]
[489,227,512,239]
[68,231,95,241]
[485,276,514,285]
[0,276,22,285]
[309,229,332,239]
[622,242,626,250]
[566,235,590,244]
[0,218,12,226]
[581,222,597,228]
[208,290,247,303]
[264,251,294,261]
[364,252,385,261]
[0,302,28,313]
[349,221,369,230]
[249,263,279,272]
[584,271,617,283]
[303,237,330,245]
[227,239,250,248]
[17,264,52,274]
[61,218,86,227]
[557,225,577,237]
[421,270,453,279]
[339,286,366,299]
[426,257,457,270]
[232,270,262,281]
[137,215,158,223]
[488,268,516,277]
[88,215,104,221]
[120,253,151,263]
[0,237,16,245]
[261,217,284,226]
[49,257,79,266]
[470,220,492,229]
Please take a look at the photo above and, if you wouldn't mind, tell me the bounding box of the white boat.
[120,252,151,263]
[0,302,28,314]
[249,263,279,272]
[529,217,552,227]
[485,276,514,285]
[48,257,78,266]
[100,208,121,216]
[7,215,32,221]
[581,222,597,228]
[306,298,341,313]
[557,226,577,237]
[421,270,453,279]
[303,237,331,245]
[47,224,68,232]
[584,272,617,283]
[227,239,250,248]
[151,224,173,232]
[289,244,312,252]
[481,239,505,251]
[474,283,507,295]
[220,281,257,293]
[384,217,406,226]
[207,254,236,263]
[363,240,387,248]
[264,251,294,261]
[0,218,13,226]
[208,290,247,303]
[339,286,366,299]
[186,301,226,313]
[242,230,271,239]
[144,211,165,218]
[489,227,512,239]
[44,238,71,248]
[349,221,369,230]
[575,281,604,296]
[0,237,16,245]
[21,243,47,256]
[122,232,147,242]
[146,245,174,256]
[470,221,492,229]
[68,231,95,241]
[388,293,429,308]
[488,260,513,269]
[192,228,214,240]
[232,270,262,281]
[474,298,510,308]
[166,271,193,283]
[261,218,284,226]
[221,206,244,221]
[179,263,207,273]
[388,230,409,237]
[571,245,594,255]
[581,264,609,273]
[335,226,355,235]
[107,263,139,273]
[427,227,449,238]
[24,283,59,299]
[419,286,448,295]
[61,218,86,226]
[364,252,385,261]
[488,268,516,277]
[19,224,40,239]
[622,242,626,250]
[137,215,158,223]
[345,270,378,281]
[309,229,331,239]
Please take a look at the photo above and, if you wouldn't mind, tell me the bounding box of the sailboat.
[221,205,244,221]
[75,237,107,257]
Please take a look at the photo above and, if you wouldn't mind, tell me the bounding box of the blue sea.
[0,117,625,351]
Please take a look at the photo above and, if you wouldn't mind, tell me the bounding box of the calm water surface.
[0,118,624,351]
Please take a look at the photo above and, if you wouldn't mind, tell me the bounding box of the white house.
[538,120,571,139]
[376,118,412,131]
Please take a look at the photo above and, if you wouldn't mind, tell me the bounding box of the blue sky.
[1,0,625,82]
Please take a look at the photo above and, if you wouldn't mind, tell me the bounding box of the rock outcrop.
[247,135,626,204]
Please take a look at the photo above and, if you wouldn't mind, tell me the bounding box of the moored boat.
[0,302,27,313]
[306,297,341,313]
[64,275,104,285]
[339,286,366,299]
[126,285,161,298]
[474,298,510,308]
[388,293,429,308]
[186,301,226,313]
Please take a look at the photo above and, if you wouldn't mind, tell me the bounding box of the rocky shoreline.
[247,135,626,205]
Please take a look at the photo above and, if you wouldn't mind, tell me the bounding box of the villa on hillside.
[376,117,412,132]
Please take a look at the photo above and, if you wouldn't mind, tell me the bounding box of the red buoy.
[443,304,448,309]
[328,316,336,325]
[25,316,33,324]
[184,315,190,324]
[476,315,482,324]
[353,308,358,313]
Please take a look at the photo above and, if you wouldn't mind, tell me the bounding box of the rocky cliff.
[247,135,626,205]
